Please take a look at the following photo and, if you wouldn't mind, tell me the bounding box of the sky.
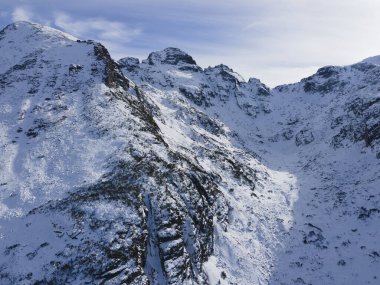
[1,0,380,87]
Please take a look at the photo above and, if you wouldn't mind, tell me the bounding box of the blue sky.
[1,0,380,87]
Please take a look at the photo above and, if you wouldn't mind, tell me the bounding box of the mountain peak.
[361,55,380,66]
[145,47,197,66]
[205,64,245,83]
[0,20,379,285]
[0,21,77,42]
[1,21,38,32]
[118,57,140,72]
[0,22,81,74]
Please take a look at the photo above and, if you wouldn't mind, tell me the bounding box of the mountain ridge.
[0,21,379,285]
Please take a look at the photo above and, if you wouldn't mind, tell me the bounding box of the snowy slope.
[120,48,380,285]
[0,21,165,284]
[0,22,228,285]
[118,50,298,284]
[0,22,379,285]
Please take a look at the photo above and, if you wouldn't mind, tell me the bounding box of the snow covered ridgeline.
[121,45,380,157]
[0,22,230,285]
[0,21,379,285]
[119,45,380,284]
[118,47,271,116]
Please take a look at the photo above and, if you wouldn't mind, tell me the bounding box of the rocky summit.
[0,22,379,285]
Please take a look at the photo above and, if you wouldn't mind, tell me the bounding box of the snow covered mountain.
[0,22,379,285]
[119,47,380,285]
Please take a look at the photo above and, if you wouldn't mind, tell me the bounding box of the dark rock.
[147,47,197,66]
[337,260,346,266]
[94,43,130,90]
[118,57,140,72]
[68,64,83,75]
[302,223,328,249]
[358,207,380,220]
[316,66,339,79]
[295,129,314,146]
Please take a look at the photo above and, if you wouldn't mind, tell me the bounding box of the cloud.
[54,13,141,43]
[12,7,33,22]
[0,10,9,19]
[53,13,142,60]
[2,1,380,86]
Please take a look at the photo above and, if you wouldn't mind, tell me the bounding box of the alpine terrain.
[0,22,379,285]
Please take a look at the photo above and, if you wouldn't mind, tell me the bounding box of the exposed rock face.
[119,47,380,285]
[146,47,197,66]
[118,49,271,116]
[295,128,314,146]
[332,96,380,149]
[94,42,130,90]
[118,57,140,72]
[0,22,228,285]
[1,22,380,285]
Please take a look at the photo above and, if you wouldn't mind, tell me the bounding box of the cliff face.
[0,22,379,285]
[0,22,227,285]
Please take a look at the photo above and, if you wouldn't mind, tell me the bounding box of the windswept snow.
[120,47,380,284]
[0,22,379,285]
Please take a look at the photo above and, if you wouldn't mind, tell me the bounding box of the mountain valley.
[0,22,379,285]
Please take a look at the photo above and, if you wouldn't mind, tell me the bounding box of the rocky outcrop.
[146,47,197,66]
[1,21,380,285]
[0,22,230,285]
[119,48,272,116]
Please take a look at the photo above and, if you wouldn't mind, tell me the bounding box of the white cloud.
[190,0,380,86]
[12,7,33,22]
[3,1,380,86]
[54,13,141,43]
[0,10,9,19]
